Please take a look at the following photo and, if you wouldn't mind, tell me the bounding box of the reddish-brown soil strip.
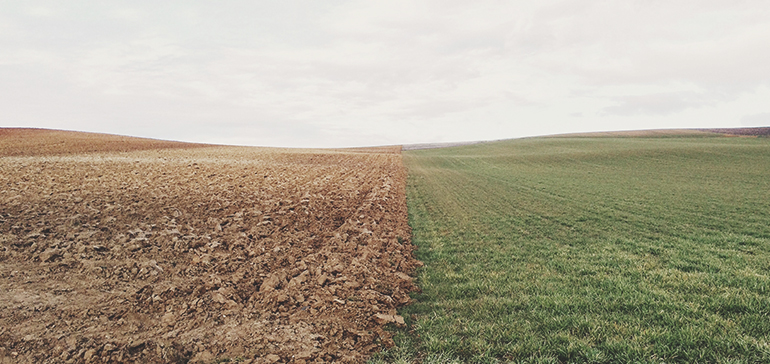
[0,128,213,157]
[700,127,770,137]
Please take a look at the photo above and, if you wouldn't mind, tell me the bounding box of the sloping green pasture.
[386,136,770,363]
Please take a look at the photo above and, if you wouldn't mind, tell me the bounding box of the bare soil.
[0,129,213,157]
[701,127,770,137]
[0,129,420,363]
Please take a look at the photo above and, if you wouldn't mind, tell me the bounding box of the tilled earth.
[702,127,770,137]
[0,130,420,363]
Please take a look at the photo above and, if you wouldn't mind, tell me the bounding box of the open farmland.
[391,136,770,363]
[0,128,214,157]
[0,129,420,363]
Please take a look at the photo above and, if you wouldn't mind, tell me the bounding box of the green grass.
[375,136,770,363]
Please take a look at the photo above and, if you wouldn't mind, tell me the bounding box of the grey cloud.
[517,1,770,90]
[603,92,721,116]
[741,112,770,127]
[3,1,770,147]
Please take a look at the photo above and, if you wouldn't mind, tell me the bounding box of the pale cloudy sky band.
[2,1,769,147]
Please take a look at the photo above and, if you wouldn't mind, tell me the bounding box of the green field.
[374,136,770,363]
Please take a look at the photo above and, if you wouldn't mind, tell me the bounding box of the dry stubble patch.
[0,139,419,363]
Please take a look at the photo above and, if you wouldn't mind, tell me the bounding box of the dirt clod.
[373,313,406,326]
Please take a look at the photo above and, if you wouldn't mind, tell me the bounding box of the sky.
[2,1,770,148]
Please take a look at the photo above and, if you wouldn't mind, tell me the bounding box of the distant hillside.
[700,127,770,137]
[547,127,770,138]
[546,129,716,138]
[0,128,212,157]
[401,141,485,151]
[403,127,770,151]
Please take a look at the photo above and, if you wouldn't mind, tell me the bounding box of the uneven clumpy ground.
[0,132,420,363]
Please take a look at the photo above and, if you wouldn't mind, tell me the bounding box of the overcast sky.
[2,1,770,147]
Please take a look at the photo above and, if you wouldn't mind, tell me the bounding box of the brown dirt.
[700,127,770,137]
[0,128,213,157]
[0,129,420,363]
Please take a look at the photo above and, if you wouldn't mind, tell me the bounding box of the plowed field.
[0,129,420,363]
